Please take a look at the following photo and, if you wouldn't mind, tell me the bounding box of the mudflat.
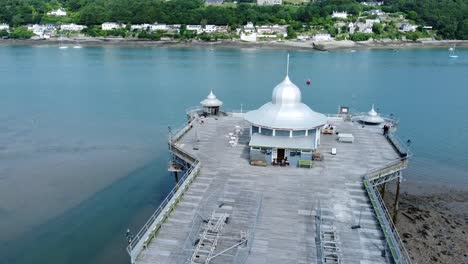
[384,182,468,264]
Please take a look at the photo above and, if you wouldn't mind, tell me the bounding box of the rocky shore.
[1,37,467,51]
[383,181,468,264]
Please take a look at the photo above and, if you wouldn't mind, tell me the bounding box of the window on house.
[292,130,305,137]
[252,126,259,134]
[260,128,273,136]
[275,129,290,137]
[290,149,301,156]
[308,129,316,137]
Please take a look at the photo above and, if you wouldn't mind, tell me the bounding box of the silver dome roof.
[244,76,327,130]
[200,91,223,107]
[360,105,384,124]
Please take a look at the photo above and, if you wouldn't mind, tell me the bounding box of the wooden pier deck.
[135,114,402,264]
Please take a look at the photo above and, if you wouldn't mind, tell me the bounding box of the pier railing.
[127,121,201,263]
[386,132,412,158]
[364,176,412,264]
[127,161,200,263]
[362,156,412,264]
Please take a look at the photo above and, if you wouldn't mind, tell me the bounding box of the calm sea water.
[0,46,467,264]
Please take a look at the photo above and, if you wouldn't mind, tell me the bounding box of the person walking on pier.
[383,124,389,135]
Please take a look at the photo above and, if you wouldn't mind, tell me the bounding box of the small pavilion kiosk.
[200,91,223,116]
[244,57,327,167]
[359,105,384,125]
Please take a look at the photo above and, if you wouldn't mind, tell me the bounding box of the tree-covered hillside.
[0,0,466,39]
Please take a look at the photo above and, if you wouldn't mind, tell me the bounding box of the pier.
[126,61,412,263]
[127,112,411,264]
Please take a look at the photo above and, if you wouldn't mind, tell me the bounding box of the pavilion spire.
[286,53,290,77]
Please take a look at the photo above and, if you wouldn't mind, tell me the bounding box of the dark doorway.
[277,149,285,162]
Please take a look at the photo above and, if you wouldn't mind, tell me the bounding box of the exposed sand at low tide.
[383,181,468,264]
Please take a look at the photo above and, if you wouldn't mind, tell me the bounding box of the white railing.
[127,161,200,263]
[363,175,412,264]
[362,139,413,264]
[127,121,200,263]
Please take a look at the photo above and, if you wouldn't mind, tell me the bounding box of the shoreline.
[1,38,468,51]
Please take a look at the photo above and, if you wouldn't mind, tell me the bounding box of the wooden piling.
[392,174,401,224]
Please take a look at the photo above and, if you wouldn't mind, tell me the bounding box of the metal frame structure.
[315,207,341,264]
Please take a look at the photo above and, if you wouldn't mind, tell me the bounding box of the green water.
[0,46,467,264]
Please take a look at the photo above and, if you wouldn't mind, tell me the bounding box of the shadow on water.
[1,156,173,264]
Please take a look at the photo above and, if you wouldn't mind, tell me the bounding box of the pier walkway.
[134,114,404,264]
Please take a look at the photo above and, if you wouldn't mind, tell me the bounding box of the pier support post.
[380,182,387,200]
[174,171,179,184]
[392,173,402,224]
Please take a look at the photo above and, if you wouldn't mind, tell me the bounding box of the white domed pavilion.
[200,90,223,116]
[244,56,327,166]
[359,105,384,125]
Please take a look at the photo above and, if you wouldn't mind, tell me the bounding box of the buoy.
[306,79,311,86]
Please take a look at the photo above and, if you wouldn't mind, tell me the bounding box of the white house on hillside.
[244,22,256,33]
[361,1,384,6]
[366,19,380,27]
[203,25,217,33]
[257,0,282,5]
[399,23,417,32]
[312,33,332,42]
[186,25,203,34]
[151,23,168,31]
[0,23,9,31]
[102,22,123,31]
[332,11,348,19]
[131,24,152,30]
[215,26,229,33]
[48,8,67,16]
[256,25,287,37]
[60,23,86,31]
[240,32,257,42]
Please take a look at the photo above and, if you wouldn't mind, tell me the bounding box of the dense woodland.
[0,0,466,39]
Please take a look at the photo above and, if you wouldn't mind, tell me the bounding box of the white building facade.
[60,23,86,31]
[257,0,282,5]
[48,8,67,16]
[102,22,123,31]
[186,25,203,34]
[332,11,348,19]
[245,61,327,166]
[312,33,332,42]
[0,23,9,31]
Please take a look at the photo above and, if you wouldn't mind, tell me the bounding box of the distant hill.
[0,0,466,39]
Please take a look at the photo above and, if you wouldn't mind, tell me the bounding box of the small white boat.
[58,35,69,50]
[73,45,82,49]
[449,46,459,58]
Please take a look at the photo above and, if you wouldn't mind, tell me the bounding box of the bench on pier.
[251,160,267,166]
[338,133,354,143]
[298,160,313,168]
[386,133,408,158]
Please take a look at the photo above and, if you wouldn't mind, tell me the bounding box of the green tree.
[79,4,108,26]
[0,29,8,37]
[350,32,371,41]
[10,27,34,39]
[286,25,297,39]
[372,23,383,35]
[340,25,348,33]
